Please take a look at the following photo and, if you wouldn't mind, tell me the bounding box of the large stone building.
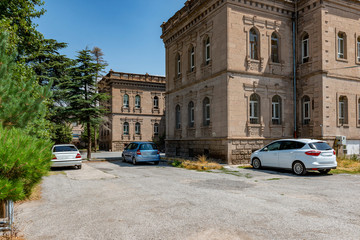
[161,0,360,163]
[98,71,166,151]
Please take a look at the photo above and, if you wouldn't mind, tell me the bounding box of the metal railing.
[0,200,14,231]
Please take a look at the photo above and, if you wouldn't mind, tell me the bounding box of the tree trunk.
[87,122,92,159]
[93,125,97,152]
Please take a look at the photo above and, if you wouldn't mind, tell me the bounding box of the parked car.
[51,144,82,169]
[122,142,160,165]
[250,139,337,175]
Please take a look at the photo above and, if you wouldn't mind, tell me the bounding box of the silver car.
[51,144,82,169]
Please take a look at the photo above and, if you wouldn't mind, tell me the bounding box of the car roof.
[273,139,325,143]
[131,142,154,144]
[53,144,77,147]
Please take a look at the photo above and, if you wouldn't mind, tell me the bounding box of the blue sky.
[34,0,185,76]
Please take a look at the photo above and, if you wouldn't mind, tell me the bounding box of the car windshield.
[53,146,78,152]
[139,143,158,150]
[309,142,332,150]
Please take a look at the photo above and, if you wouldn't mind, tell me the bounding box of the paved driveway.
[15,161,360,240]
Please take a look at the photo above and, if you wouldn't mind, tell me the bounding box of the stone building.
[98,71,166,151]
[161,0,360,163]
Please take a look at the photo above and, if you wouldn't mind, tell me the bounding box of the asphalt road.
[15,161,360,240]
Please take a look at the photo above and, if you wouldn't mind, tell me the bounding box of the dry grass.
[181,155,223,171]
[332,157,360,174]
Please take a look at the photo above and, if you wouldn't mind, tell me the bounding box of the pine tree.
[65,49,108,159]
[0,32,53,201]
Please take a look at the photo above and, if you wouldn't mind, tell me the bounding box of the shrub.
[0,126,53,201]
[181,155,223,171]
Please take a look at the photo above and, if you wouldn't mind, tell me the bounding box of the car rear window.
[53,146,78,152]
[309,142,332,150]
[139,143,158,150]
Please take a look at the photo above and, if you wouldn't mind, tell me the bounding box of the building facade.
[98,71,166,151]
[161,0,360,163]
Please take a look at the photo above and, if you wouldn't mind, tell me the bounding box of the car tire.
[132,157,137,165]
[154,161,159,165]
[122,154,126,162]
[77,165,82,170]
[252,158,261,169]
[319,169,331,174]
[292,161,306,175]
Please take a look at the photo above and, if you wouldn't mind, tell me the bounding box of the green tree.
[0,32,53,201]
[0,0,45,57]
[91,47,108,152]
[52,123,73,144]
[65,49,108,159]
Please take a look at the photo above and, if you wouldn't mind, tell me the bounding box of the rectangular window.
[250,101,259,124]
[358,100,360,125]
[302,39,309,63]
[303,102,310,125]
[190,107,194,127]
[272,102,280,125]
[357,41,360,62]
[339,101,345,124]
[190,50,195,72]
[338,37,344,59]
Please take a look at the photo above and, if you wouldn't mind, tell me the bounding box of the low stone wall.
[229,139,266,164]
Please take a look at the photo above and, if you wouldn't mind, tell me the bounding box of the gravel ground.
[15,161,360,240]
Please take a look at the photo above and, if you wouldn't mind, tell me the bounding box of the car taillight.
[305,150,321,156]
[136,149,141,155]
[333,150,336,155]
[157,150,160,154]
[52,155,57,159]
[76,153,82,158]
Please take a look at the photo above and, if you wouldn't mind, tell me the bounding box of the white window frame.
[154,123,159,135]
[357,39,360,62]
[338,33,345,59]
[302,36,309,63]
[123,94,129,108]
[177,54,181,77]
[153,96,159,108]
[250,100,259,124]
[272,102,280,124]
[135,122,141,135]
[190,47,195,72]
[303,98,310,124]
[123,122,129,135]
[205,37,211,65]
[135,95,141,108]
[249,29,259,60]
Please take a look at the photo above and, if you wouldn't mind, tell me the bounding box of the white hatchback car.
[51,144,82,169]
[250,139,337,175]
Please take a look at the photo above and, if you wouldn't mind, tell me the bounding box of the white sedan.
[51,144,82,169]
[250,139,337,175]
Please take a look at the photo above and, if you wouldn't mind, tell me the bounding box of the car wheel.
[292,161,306,175]
[319,169,331,174]
[132,157,137,165]
[252,158,261,169]
[122,154,126,162]
[154,161,159,165]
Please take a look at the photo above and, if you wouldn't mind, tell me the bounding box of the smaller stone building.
[98,71,166,151]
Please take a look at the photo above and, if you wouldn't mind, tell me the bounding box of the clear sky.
[34,0,185,76]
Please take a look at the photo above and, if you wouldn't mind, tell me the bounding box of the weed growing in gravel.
[220,168,252,178]
[332,157,360,174]
[238,165,252,169]
[266,178,281,181]
[182,155,223,171]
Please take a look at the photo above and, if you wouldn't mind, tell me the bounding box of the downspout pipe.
[293,1,297,138]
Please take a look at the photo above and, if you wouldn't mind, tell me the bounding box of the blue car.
[122,142,160,165]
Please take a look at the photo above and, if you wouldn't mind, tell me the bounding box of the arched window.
[203,97,210,126]
[123,94,129,108]
[175,105,181,129]
[189,45,195,72]
[357,37,360,62]
[302,33,309,63]
[123,122,129,135]
[337,32,346,59]
[249,93,260,124]
[188,101,195,128]
[272,95,282,125]
[135,95,141,108]
[153,96,159,108]
[204,36,211,65]
[271,32,279,63]
[249,28,259,60]
[135,122,141,135]
[176,53,181,77]
[302,95,311,125]
[154,123,159,135]
[339,96,348,125]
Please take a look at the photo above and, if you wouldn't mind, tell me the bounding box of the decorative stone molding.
[246,122,265,137]
[246,56,264,72]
